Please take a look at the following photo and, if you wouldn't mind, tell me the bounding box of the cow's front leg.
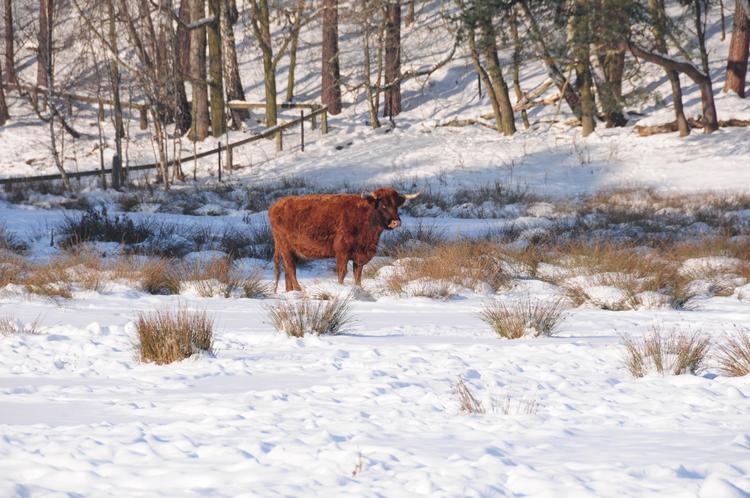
[335,253,348,284]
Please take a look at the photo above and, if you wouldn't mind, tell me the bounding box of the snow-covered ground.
[2,1,750,497]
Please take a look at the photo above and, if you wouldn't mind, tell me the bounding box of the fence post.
[218,141,222,182]
[311,106,318,130]
[112,153,121,191]
[276,129,283,151]
[139,107,148,130]
[98,100,105,121]
[321,108,328,134]
[226,144,233,171]
[477,73,482,99]
[300,110,305,152]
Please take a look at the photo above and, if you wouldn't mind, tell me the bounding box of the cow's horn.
[403,192,421,200]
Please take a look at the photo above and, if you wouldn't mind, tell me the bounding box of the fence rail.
[0,105,328,186]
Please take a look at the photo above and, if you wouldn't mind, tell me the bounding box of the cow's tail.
[273,244,281,294]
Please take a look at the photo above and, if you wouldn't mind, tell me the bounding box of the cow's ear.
[361,192,378,205]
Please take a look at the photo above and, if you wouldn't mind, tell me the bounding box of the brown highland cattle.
[268,188,419,292]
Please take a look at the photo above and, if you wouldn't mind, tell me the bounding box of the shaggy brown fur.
[269,188,415,292]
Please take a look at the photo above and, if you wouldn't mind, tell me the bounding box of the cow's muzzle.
[388,219,401,229]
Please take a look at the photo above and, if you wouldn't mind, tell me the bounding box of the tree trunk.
[207,0,225,136]
[251,0,277,127]
[221,0,248,127]
[725,0,749,96]
[362,16,381,128]
[468,27,504,134]
[572,0,595,136]
[405,0,415,26]
[0,60,9,125]
[605,48,625,99]
[383,0,401,117]
[37,0,53,90]
[321,0,342,114]
[649,0,691,135]
[106,0,124,179]
[517,1,581,117]
[4,0,16,84]
[628,42,719,133]
[166,0,191,135]
[285,0,305,102]
[478,17,515,135]
[693,0,711,75]
[190,0,209,140]
[509,9,530,128]
[178,0,191,78]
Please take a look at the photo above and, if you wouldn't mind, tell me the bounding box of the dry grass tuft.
[23,263,73,300]
[186,258,270,298]
[140,259,182,295]
[136,307,214,365]
[266,296,353,337]
[385,241,510,295]
[620,327,710,377]
[0,315,40,336]
[715,328,750,377]
[454,378,485,414]
[0,224,28,253]
[479,298,567,339]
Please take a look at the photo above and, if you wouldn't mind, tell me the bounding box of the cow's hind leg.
[280,247,302,292]
[335,253,348,284]
[353,260,364,287]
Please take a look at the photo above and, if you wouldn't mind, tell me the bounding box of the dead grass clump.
[0,315,40,336]
[620,327,710,377]
[0,225,28,253]
[58,207,154,249]
[221,222,275,260]
[385,241,510,295]
[136,307,214,365]
[378,223,446,257]
[715,329,750,377]
[479,298,567,339]
[186,258,269,298]
[454,378,485,414]
[454,181,531,206]
[0,251,28,288]
[23,264,73,300]
[140,259,182,295]
[266,296,352,337]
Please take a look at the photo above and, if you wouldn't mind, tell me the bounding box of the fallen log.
[635,117,750,136]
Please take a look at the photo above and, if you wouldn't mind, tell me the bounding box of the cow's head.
[362,188,420,230]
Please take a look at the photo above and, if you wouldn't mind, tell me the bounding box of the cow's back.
[269,194,367,259]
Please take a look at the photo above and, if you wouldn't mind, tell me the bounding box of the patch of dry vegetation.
[136,307,214,364]
[186,257,270,298]
[140,259,182,295]
[0,315,40,336]
[715,329,750,377]
[454,378,485,414]
[479,298,567,339]
[266,296,353,337]
[620,327,710,377]
[384,241,510,296]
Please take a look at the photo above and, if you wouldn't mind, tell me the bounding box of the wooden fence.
[0,105,328,186]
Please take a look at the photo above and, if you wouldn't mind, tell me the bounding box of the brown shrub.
[385,241,510,295]
[620,327,710,377]
[479,298,567,339]
[140,259,181,295]
[266,296,353,337]
[136,307,214,364]
[715,329,750,377]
